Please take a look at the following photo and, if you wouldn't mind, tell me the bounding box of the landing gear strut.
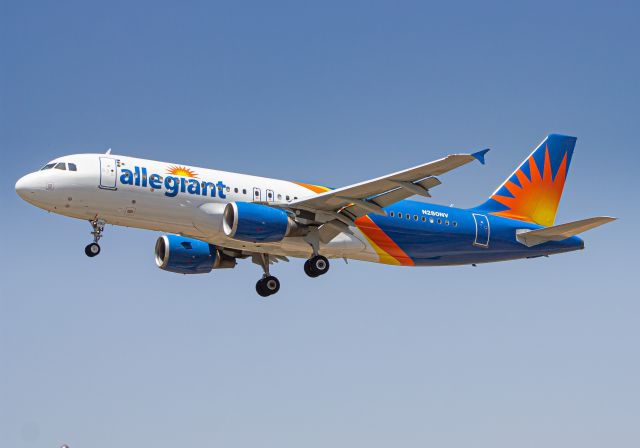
[303,227,330,278]
[254,253,280,297]
[304,255,330,278]
[85,219,105,257]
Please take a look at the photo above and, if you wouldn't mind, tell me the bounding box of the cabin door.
[472,213,490,247]
[99,157,118,190]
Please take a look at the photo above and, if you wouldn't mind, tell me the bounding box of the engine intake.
[223,202,305,243]
[155,235,236,274]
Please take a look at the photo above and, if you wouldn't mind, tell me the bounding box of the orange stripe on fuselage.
[292,181,331,194]
[355,216,414,266]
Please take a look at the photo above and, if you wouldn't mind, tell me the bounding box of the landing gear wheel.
[86,219,106,258]
[305,255,330,277]
[303,259,316,277]
[256,276,280,297]
[85,243,101,257]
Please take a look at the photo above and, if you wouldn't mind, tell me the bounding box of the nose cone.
[15,173,43,202]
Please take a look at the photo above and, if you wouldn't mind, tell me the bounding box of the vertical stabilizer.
[475,134,576,226]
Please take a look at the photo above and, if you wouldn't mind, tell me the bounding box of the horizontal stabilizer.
[516,216,616,247]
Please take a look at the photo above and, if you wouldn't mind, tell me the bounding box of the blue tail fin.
[475,134,576,227]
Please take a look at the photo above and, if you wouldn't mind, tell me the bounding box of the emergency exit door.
[253,187,262,202]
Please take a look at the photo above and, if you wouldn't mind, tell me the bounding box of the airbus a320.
[15,134,614,297]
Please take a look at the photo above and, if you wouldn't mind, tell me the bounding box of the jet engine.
[154,235,236,274]
[222,202,306,243]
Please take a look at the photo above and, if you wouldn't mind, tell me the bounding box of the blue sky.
[1,1,639,447]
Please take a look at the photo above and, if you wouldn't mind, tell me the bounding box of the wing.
[284,148,489,243]
[290,149,490,224]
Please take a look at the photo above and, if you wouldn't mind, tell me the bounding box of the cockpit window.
[68,163,77,171]
[55,163,66,170]
[41,163,55,170]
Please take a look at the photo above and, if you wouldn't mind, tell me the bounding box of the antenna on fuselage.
[105,148,112,155]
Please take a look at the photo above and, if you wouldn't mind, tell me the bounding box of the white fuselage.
[15,153,373,261]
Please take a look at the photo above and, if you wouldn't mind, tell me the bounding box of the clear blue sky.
[1,1,639,447]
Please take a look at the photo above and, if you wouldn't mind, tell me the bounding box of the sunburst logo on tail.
[490,145,568,227]
[166,165,198,178]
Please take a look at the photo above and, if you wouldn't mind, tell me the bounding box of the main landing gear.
[251,229,331,296]
[85,219,105,257]
[255,253,280,298]
[304,255,330,278]
[303,228,330,278]
[256,276,280,297]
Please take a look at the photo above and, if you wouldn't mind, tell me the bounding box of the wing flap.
[516,216,616,247]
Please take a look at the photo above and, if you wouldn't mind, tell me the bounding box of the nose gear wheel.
[85,219,106,257]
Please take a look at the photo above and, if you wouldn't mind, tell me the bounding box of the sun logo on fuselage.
[166,165,198,178]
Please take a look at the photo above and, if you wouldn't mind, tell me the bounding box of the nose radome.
[15,175,29,199]
[15,173,41,200]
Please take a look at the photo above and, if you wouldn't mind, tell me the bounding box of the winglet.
[471,148,490,165]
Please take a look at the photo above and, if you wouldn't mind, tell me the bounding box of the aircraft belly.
[198,229,369,260]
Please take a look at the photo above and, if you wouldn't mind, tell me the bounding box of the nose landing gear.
[85,242,101,257]
[85,219,105,257]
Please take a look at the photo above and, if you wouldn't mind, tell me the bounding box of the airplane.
[15,134,615,297]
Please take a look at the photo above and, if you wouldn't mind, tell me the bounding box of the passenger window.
[243,189,247,194]
[234,188,239,193]
[390,211,394,217]
[277,194,282,200]
[429,217,434,224]
[68,163,77,171]
[445,220,450,226]
[421,217,426,222]
[55,163,66,170]
[413,215,418,221]
[286,195,290,201]
[453,221,458,227]
[226,187,230,193]
[406,214,410,220]
[41,163,55,170]
[437,219,442,224]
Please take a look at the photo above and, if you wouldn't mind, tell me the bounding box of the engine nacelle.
[222,202,305,243]
[154,235,236,274]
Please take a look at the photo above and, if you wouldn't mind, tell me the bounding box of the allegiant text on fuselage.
[119,166,227,198]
